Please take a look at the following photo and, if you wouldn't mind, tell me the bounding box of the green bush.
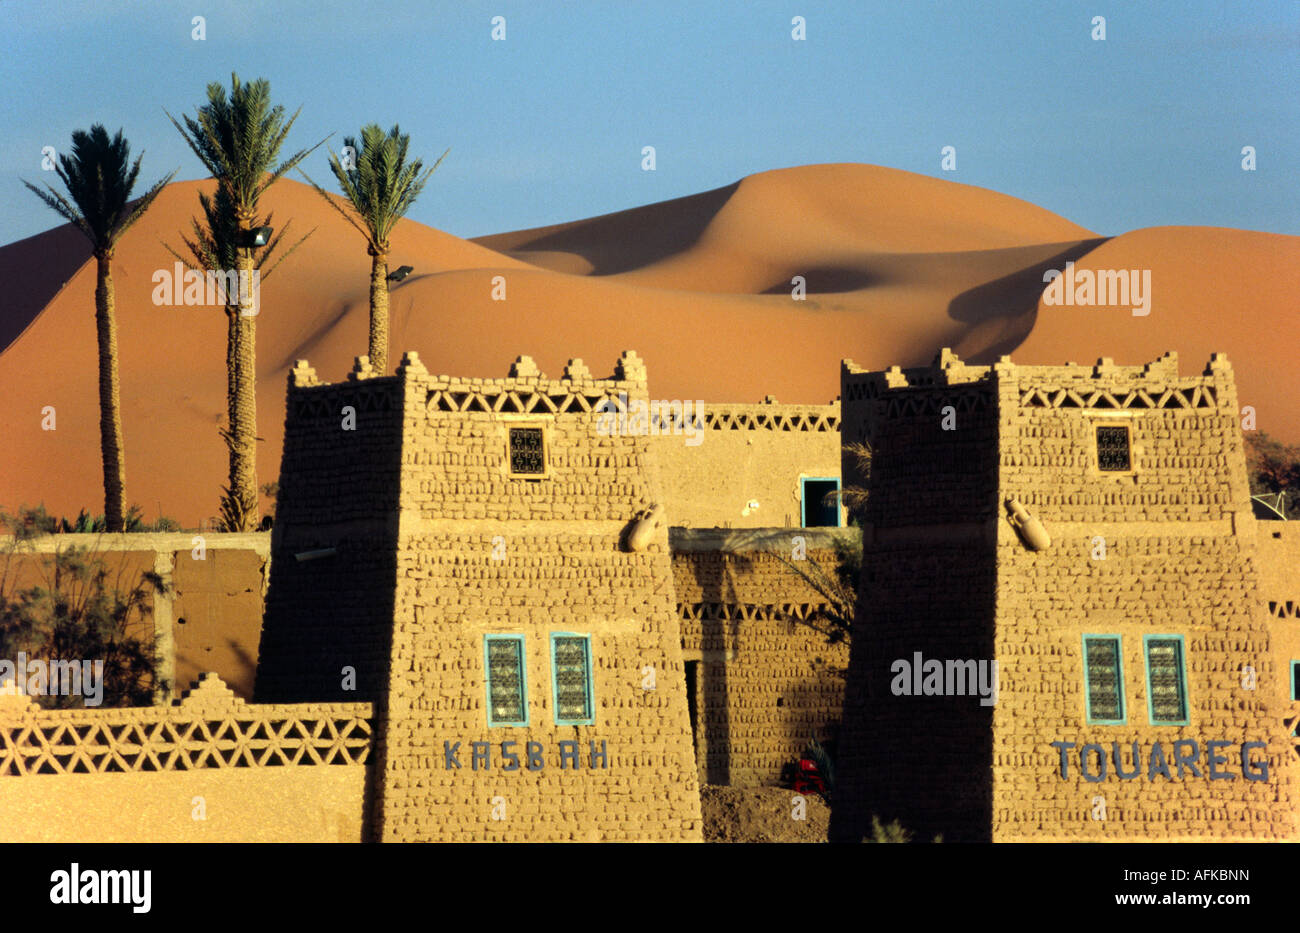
[865,815,943,843]
[0,503,181,535]
[0,509,170,708]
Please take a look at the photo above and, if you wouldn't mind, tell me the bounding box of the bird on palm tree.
[23,126,176,532]
[302,124,446,373]
[166,74,320,531]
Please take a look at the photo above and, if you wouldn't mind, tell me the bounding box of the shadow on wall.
[252,370,406,841]
[779,668,842,791]
[691,550,760,787]
[830,546,997,843]
[175,637,259,698]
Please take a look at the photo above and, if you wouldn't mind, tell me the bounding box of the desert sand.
[1,163,1295,526]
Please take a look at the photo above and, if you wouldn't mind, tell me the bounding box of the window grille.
[551,634,594,725]
[1096,425,1131,471]
[1145,636,1188,725]
[1083,636,1125,724]
[509,427,545,475]
[485,635,527,726]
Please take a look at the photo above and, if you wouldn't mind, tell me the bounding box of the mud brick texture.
[259,352,702,842]
[833,349,1297,842]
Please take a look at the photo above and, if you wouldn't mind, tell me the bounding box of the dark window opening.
[509,427,545,475]
[1096,425,1131,471]
[684,660,699,744]
[801,478,840,527]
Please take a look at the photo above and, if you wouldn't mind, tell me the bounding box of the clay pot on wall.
[625,504,666,552]
[1006,498,1051,551]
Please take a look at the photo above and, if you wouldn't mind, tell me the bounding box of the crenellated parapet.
[417,351,650,418]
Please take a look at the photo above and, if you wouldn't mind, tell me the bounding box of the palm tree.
[166,74,319,531]
[836,441,873,521]
[302,125,445,373]
[163,184,314,531]
[772,441,870,650]
[23,127,175,532]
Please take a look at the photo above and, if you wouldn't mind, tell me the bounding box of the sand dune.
[476,164,1099,288]
[1015,225,1300,441]
[0,164,1293,526]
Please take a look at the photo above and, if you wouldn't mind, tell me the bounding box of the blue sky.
[2,0,1296,245]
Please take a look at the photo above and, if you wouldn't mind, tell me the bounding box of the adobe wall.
[833,352,1000,842]
[649,399,842,528]
[834,349,1296,843]
[1257,522,1300,715]
[0,674,370,842]
[263,352,703,842]
[0,533,268,700]
[670,527,852,787]
[255,361,404,706]
[993,352,1292,841]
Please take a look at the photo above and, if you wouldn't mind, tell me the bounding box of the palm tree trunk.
[227,247,259,531]
[368,249,389,373]
[94,252,127,532]
[219,302,237,532]
[226,305,237,424]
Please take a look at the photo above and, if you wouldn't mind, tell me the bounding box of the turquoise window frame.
[483,634,529,727]
[1081,634,1126,725]
[1290,661,1300,737]
[550,633,595,726]
[800,476,841,528]
[1143,634,1190,726]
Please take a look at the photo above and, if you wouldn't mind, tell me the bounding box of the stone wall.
[670,527,853,787]
[0,674,370,842]
[649,399,842,528]
[834,349,1297,842]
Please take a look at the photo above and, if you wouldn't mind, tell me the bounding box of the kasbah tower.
[255,350,702,842]
[831,348,1296,842]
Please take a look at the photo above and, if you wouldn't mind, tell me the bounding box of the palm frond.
[170,73,311,224]
[305,124,446,251]
[112,164,178,241]
[21,181,93,240]
[298,167,372,242]
[24,124,171,252]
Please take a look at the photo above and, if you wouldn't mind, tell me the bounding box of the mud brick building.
[670,527,853,787]
[0,350,847,842]
[832,348,1297,842]
[257,351,703,841]
[6,344,1295,843]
